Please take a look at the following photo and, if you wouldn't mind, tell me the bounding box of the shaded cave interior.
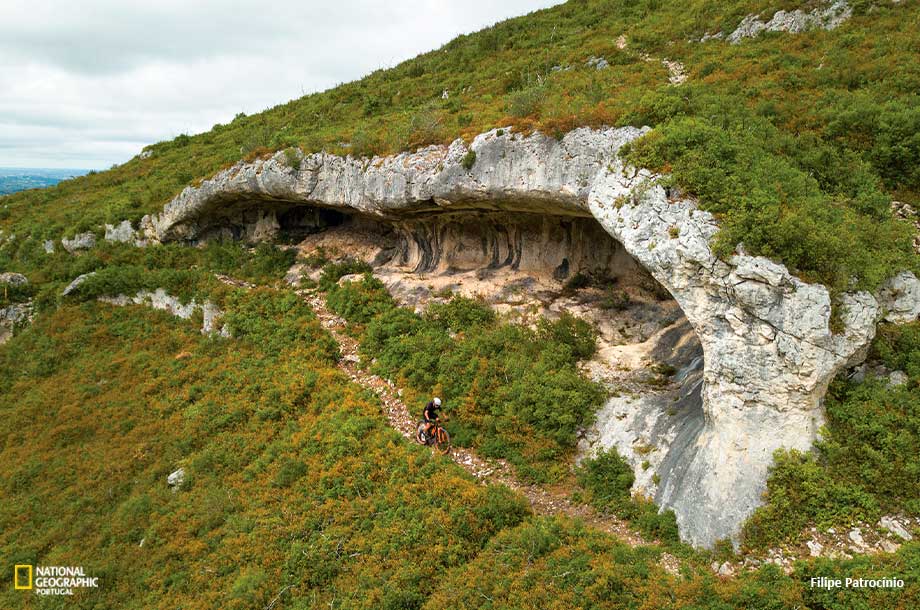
[191,198,706,501]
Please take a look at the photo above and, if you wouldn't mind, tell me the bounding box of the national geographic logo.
[13,565,99,596]
[13,565,31,590]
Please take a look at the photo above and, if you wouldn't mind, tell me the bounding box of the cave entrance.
[206,199,705,511]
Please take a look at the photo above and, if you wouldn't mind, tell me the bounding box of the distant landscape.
[0,167,91,195]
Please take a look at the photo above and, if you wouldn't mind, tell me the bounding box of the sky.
[0,0,564,170]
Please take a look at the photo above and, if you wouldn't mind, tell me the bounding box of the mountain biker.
[421,397,442,440]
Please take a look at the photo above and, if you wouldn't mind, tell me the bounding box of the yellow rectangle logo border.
[14,564,33,590]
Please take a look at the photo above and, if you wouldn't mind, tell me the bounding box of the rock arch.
[141,126,885,547]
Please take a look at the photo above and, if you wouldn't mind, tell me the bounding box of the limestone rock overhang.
[140,125,913,548]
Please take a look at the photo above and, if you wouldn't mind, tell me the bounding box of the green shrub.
[537,312,597,360]
[507,82,546,118]
[461,149,477,170]
[624,115,915,291]
[318,259,373,291]
[272,458,308,488]
[282,147,301,171]
[576,447,680,542]
[575,447,635,513]
[425,295,494,331]
[325,273,394,324]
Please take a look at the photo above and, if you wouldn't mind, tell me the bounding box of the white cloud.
[0,0,563,168]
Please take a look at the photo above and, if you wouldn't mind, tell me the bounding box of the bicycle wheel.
[434,427,451,455]
[415,422,427,445]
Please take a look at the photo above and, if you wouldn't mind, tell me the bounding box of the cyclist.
[421,397,443,440]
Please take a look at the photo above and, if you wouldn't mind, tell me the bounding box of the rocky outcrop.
[167,467,185,490]
[98,289,229,337]
[0,272,28,286]
[727,1,852,43]
[62,272,95,296]
[62,231,97,253]
[699,1,852,43]
[0,301,33,345]
[0,273,32,344]
[104,220,147,247]
[141,126,915,547]
[878,271,920,324]
[589,182,880,547]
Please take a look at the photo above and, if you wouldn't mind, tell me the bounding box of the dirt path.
[299,289,653,548]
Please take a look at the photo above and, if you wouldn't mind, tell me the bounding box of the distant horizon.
[0,166,92,171]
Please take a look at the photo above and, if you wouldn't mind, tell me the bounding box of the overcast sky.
[0,1,563,169]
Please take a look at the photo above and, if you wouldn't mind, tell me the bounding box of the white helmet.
[433,397,442,406]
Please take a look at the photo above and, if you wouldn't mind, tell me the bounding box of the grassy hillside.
[1,0,919,290]
[2,282,918,609]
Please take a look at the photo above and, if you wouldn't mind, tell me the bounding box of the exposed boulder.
[879,516,913,542]
[43,240,55,254]
[0,301,33,344]
[105,220,137,243]
[727,1,852,43]
[0,272,28,286]
[877,271,920,323]
[167,467,185,490]
[141,125,906,548]
[586,56,609,70]
[62,272,96,296]
[62,231,96,253]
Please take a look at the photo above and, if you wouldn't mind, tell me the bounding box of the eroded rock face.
[589,182,879,547]
[143,126,903,547]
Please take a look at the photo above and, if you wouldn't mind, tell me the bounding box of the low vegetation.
[322,269,604,483]
[576,447,680,543]
[0,252,918,607]
[2,1,920,606]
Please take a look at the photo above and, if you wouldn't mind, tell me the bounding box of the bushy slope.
[2,0,918,289]
[0,293,531,608]
[2,286,918,609]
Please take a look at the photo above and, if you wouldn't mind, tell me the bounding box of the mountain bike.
[415,419,451,455]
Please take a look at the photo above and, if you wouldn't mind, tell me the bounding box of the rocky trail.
[297,288,655,549]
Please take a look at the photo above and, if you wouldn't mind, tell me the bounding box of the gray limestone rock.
[0,272,28,286]
[139,124,907,548]
[104,219,137,243]
[167,467,185,490]
[877,271,920,323]
[43,240,55,254]
[0,301,33,345]
[62,272,96,296]
[879,516,913,541]
[728,1,852,43]
[586,56,609,70]
[98,288,227,336]
[62,231,97,253]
